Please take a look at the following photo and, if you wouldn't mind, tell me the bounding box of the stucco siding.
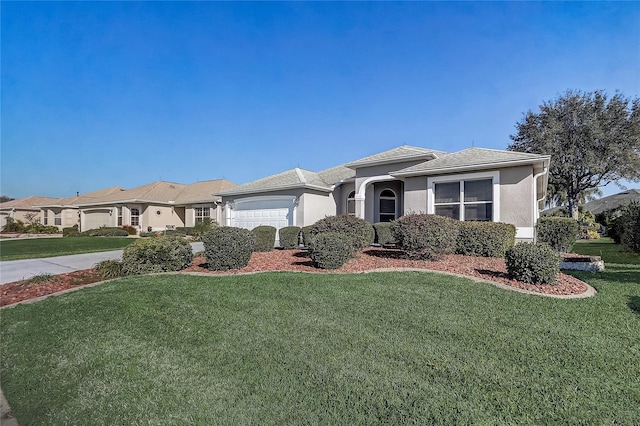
[301,192,337,226]
[403,177,428,215]
[499,166,534,228]
[146,205,185,231]
[354,160,428,180]
[83,209,112,229]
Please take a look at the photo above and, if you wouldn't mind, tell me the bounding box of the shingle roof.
[392,147,550,176]
[174,180,238,204]
[317,164,356,186]
[217,168,334,196]
[38,187,125,207]
[345,145,446,168]
[0,196,60,210]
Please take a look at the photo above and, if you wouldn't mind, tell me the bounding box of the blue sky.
[2,1,639,199]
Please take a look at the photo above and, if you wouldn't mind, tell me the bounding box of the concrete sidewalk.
[0,242,204,285]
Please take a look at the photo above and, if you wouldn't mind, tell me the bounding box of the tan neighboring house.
[0,196,60,229]
[216,145,550,242]
[73,179,237,232]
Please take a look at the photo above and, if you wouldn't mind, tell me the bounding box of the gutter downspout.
[532,167,548,242]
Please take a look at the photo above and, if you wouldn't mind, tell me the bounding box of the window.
[130,208,140,226]
[379,189,396,222]
[434,179,493,221]
[195,207,210,223]
[117,207,123,226]
[347,191,356,216]
[43,210,49,225]
[54,210,62,226]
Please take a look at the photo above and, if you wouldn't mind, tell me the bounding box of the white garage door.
[231,197,294,231]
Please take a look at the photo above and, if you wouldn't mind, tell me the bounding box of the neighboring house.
[216,145,550,242]
[0,196,60,229]
[72,179,237,232]
[542,189,640,216]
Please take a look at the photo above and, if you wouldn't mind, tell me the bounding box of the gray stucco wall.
[499,166,534,228]
[403,177,428,215]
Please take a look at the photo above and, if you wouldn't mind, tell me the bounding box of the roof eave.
[391,157,551,177]
[345,154,438,169]
[217,183,332,197]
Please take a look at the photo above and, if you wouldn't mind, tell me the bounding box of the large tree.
[508,90,640,219]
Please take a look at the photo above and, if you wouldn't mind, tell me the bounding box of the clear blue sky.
[2,1,639,199]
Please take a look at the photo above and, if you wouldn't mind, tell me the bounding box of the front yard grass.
[0,236,135,261]
[1,245,639,424]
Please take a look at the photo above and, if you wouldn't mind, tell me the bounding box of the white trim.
[356,174,396,197]
[233,195,297,206]
[427,171,500,222]
[516,227,535,239]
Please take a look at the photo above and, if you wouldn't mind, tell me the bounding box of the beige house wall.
[499,165,535,231]
[145,205,186,231]
[300,192,336,227]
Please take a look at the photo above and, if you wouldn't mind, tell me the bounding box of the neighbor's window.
[54,210,62,226]
[130,208,140,227]
[434,179,492,221]
[379,189,396,222]
[43,210,49,225]
[195,207,210,223]
[347,191,356,216]
[117,207,123,226]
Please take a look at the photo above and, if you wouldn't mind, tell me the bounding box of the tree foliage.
[509,90,640,219]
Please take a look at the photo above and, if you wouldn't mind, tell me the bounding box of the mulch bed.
[1,248,589,307]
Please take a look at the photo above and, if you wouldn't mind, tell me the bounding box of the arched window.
[379,189,396,222]
[347,191,356,216]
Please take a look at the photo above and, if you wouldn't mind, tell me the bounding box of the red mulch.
[1,248,590,307]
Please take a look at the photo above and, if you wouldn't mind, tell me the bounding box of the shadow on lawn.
[629,296,640,315]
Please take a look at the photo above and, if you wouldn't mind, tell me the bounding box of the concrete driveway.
[0,242,204,285]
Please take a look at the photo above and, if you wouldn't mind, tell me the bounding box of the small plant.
[278,226,301,249]
[309,232,353,269]
[536,217,579,252]
[373,222,394,246]
[310,215,374,251]
[63,225,81,237]
[251,225,277,251]
[202,227,256,271]
[122,237,193,275]
[121,225,137,235]
[193,218,218,240]
[457,221,516,257]
[391,214,459,260]
[2,218,26,233]
[505,242,560,285]
[93,260,123,279]
[25,273,58,285]
[26,223,60,234]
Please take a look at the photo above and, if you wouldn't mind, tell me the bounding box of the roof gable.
[0,196,60,210]
[174,180,238,204]
[345,145,446,168]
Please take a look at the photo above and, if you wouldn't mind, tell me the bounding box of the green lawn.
[1,239,639,424]
[0,236,135,261]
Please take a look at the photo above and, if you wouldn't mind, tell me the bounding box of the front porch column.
[354,194,366,220]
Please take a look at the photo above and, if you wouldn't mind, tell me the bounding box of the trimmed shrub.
[26,223,60,234]
[536,217,580,252]
[81,227,130,237]
[1,218,26,233]
[252,225,277,251]
[63,225,80,237]
[310,215,375,251]
[93,260,123,279]
[373,222,394,246]
[391,214,459,260]
[279,226,301,249]
[619,201,640,253]
[121,225,137,235]
[309,232,353,270]
[202,227,256,271]
[457,221,516,258]
[193,218,218,240]
[300,225,314,247]
[122,236,193,275]
[505,242,560,285]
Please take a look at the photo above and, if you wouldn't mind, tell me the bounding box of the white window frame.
[427,171,500,222]
[130,207,140,227]
[194,206,211,223]
[379,189,397,222]
[43,210,49,225]
[54,210,62,226]
[117,207,123,226]
[347,191,356,216]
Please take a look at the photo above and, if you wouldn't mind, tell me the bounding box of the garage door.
[231,197,294,231]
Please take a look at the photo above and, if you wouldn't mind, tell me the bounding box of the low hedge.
[252,225,277,251]
[309,232,353,270]
[373,222,394,246]
[278,226,301,249]
[81,227,130,237]
[202,227,256,271]
[121,237,193,275]
[457,221,515,257]
[310,215,374,251]
[391,214,459,260]
[505,242,560,285]
[300,225,314,247]
[63,225,80,237]
[536,217,579,252]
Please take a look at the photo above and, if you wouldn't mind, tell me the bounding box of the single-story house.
[70,179,237,232]
[0,196,60,229]
[215,145,550,242]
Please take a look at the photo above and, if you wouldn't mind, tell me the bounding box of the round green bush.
[300,225,314,247]
[310,215,374,251]
[456,221,516,257]
[122,236,193,275]
[373,222,394,246]
[505,242,560,285]
[202,227,256,271]
[536,217,579,252]
[390,214,459,260]
[81,227,130,237]
[278,226,301,249]
[251,225,277,251]
[309,232,353,270]
[63,225,80,237]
